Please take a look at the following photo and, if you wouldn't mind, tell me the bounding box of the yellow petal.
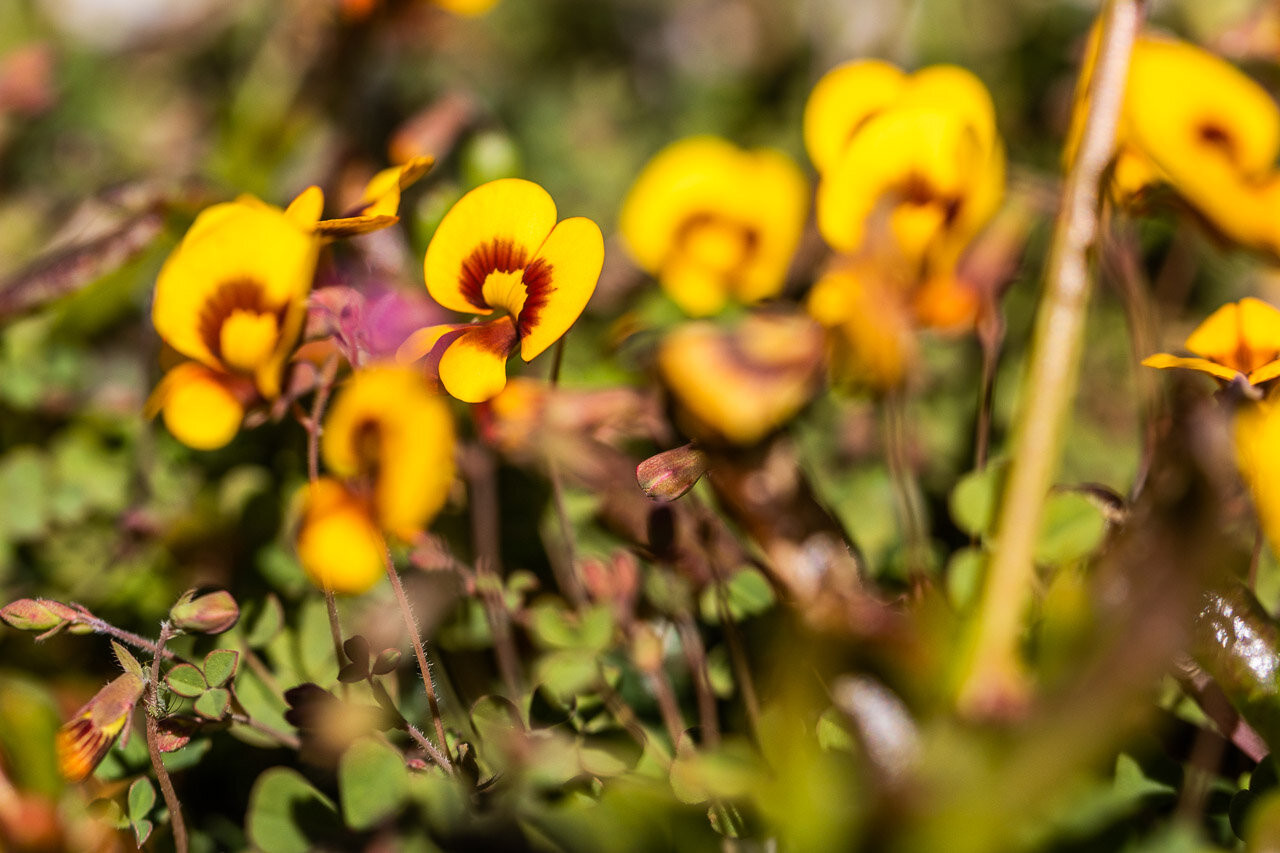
[438,318,518,403]
[817,108,980,258]
[320,367,456,539]
[150,363,246,450]
[806,265,917,391]
[803,60,906,174]
[1139,352,1240,382]
[519,216,604,360]
[1234,400,1280,555]
[285,185,325,227]
[396,323,462,365]
[424,178,557,315]
[618,136,808,314]
[657,314,823,445]
[434,0,499,15]
[1184,298,1280,374]
[898,65,998,155]
[358,155,435,217]
[220,310,280,374]
[152,198,320,373]
[314,214,400,239]
[296,479,386,595]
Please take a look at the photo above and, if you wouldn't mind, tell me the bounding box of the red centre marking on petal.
[517,257,555,339]
[198,277,277,362]
[459,239,528,312]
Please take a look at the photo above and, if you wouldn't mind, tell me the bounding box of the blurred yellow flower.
[619,136,809,317]
[56,672,144,782]
[806,61,1004,278]
[1142,297,1280,386]
[657,313,824,445]
[296,367,455,594]
[1234,398,1280,555]
[1078,33,1280,252]
[806,263,918,392]
[296,478,387,595]
[149,190,323,448]
[398,178,604,402]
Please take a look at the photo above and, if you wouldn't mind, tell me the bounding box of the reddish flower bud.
[637,443,709,502]
[0,598,81,632]
[169,589,240,634]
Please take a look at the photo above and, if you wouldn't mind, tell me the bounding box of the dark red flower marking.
[198,277,280,363]
[457,238,556,339]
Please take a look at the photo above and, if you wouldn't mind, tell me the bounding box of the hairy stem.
[382,545,452,771]
[146,622,189,853]
[957,0,1145,715]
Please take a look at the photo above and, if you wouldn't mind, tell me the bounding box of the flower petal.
[1183,297,1280,374]
[519,216,604,360]
[425,179,557,315]
[152,198,320,369]
[439,318,518,403]
[296,479,386,595]
[285,186,325,227]
[1140,353,1240,382]
[803,60,906,174]
[148,363,247,450]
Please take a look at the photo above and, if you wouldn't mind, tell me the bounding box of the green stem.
[146,622,189,853]
[956,0,1145,715]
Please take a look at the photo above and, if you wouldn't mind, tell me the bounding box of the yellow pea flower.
[657,312,824,446]
[806,262,918,392]
[1142,297,1280,387]
[1075,32,1280,252]
[312,155,435,239]
[397,179,604,403]
[296,367,456,594]
[806,61,1004,279]
[56,672,145,782]
[619,136,809,317]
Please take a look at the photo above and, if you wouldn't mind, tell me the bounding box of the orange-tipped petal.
[438,318,519,403]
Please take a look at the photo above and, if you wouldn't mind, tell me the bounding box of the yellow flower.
[618,136,809,317]
[1077,33,1280,252]
[296,366,455,594]
[296,478,388,594]
[397,179,604,403]
[1142,297,1280,386]
[321,366,456,540]
[56,673,145,782]
[657,313,824,445]
[807,62,1004,278]
[806,263,919,392]
[149,190,323,448]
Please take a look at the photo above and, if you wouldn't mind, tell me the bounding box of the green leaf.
[1034,491,1107,565]
[945,548,987,611]
[528,602,580,650]
[948,462,1005,540]
[578,605,616,652]
[131,818,153,847]
[203,649,238,688]
[112,641,145,681]
[194,687,230,720]
[165,663,206,698]
[535,650,600,701]
[245,594,284,648]
[247,767,341,853]
[127,777,155,821]
[699,568,775,624]
[338,736,409,831]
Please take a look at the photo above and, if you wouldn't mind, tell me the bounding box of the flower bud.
[169,589,240,634]
[637,443,708,502]
[0,598,80,632]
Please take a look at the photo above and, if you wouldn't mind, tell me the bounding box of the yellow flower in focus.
[398,179,604,403]
[1142,297,1280,387]
[806,61,1005,278]
[657,313,824,445]
[1076,33,1280,252]
[296,367,455,594]
[619,136,809,317]
[296,478,387,595]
